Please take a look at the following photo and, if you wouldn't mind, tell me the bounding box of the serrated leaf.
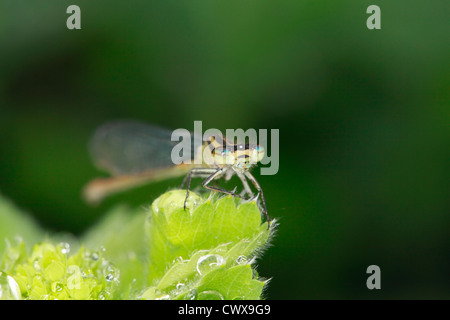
[143,190,274,300]
[196,264,265,300]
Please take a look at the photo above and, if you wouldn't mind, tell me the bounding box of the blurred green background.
[0,0,449,299]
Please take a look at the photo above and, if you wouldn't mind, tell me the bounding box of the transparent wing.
[89,120,197,176]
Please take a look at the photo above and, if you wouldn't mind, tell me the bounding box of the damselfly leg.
[183,167,271,227]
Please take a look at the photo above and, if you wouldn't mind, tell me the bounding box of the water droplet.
[172,256,185,264]
[97,290,110,300]
[176,282,185,291]
[84,250,99,261]
[196,254,225,275]
[51,282,63,293]
[236,255,247,265]
[58,242,70,255]
[32,259,41,272]
[0,272,21,300]
[183,289,198,300]
[197,290,224,300]
[155,294,170,300]
[104,264,119,282]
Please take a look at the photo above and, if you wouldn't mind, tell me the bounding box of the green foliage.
[143,190,272,300]
[0,190,275,300]
[1,241,119,300]
[81,205,148,298]
[0,193,44,256]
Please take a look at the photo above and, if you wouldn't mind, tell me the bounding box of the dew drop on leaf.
[236,255,247,265]
[104,264,119,282]
[58,242,71,255]
[196,254,225,275]
[176,282,185,291]
[97,290,111,300]
[184,288,198,300]
[197,290,224,300]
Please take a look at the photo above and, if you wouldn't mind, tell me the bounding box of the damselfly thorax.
[83,120,270,225]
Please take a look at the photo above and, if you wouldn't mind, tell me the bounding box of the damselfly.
[83,120,270,225]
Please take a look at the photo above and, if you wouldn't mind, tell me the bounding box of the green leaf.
[196,264,266,300]
[81,205,148,299]
[143,190,274,300]
[1,241,120,300]
[0,193,44,256]
[0,189,276,300]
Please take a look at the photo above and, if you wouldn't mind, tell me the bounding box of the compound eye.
[255,145,265,162]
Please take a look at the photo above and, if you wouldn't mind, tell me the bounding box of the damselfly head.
[232,144,265,170]
[211,143,265,169]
